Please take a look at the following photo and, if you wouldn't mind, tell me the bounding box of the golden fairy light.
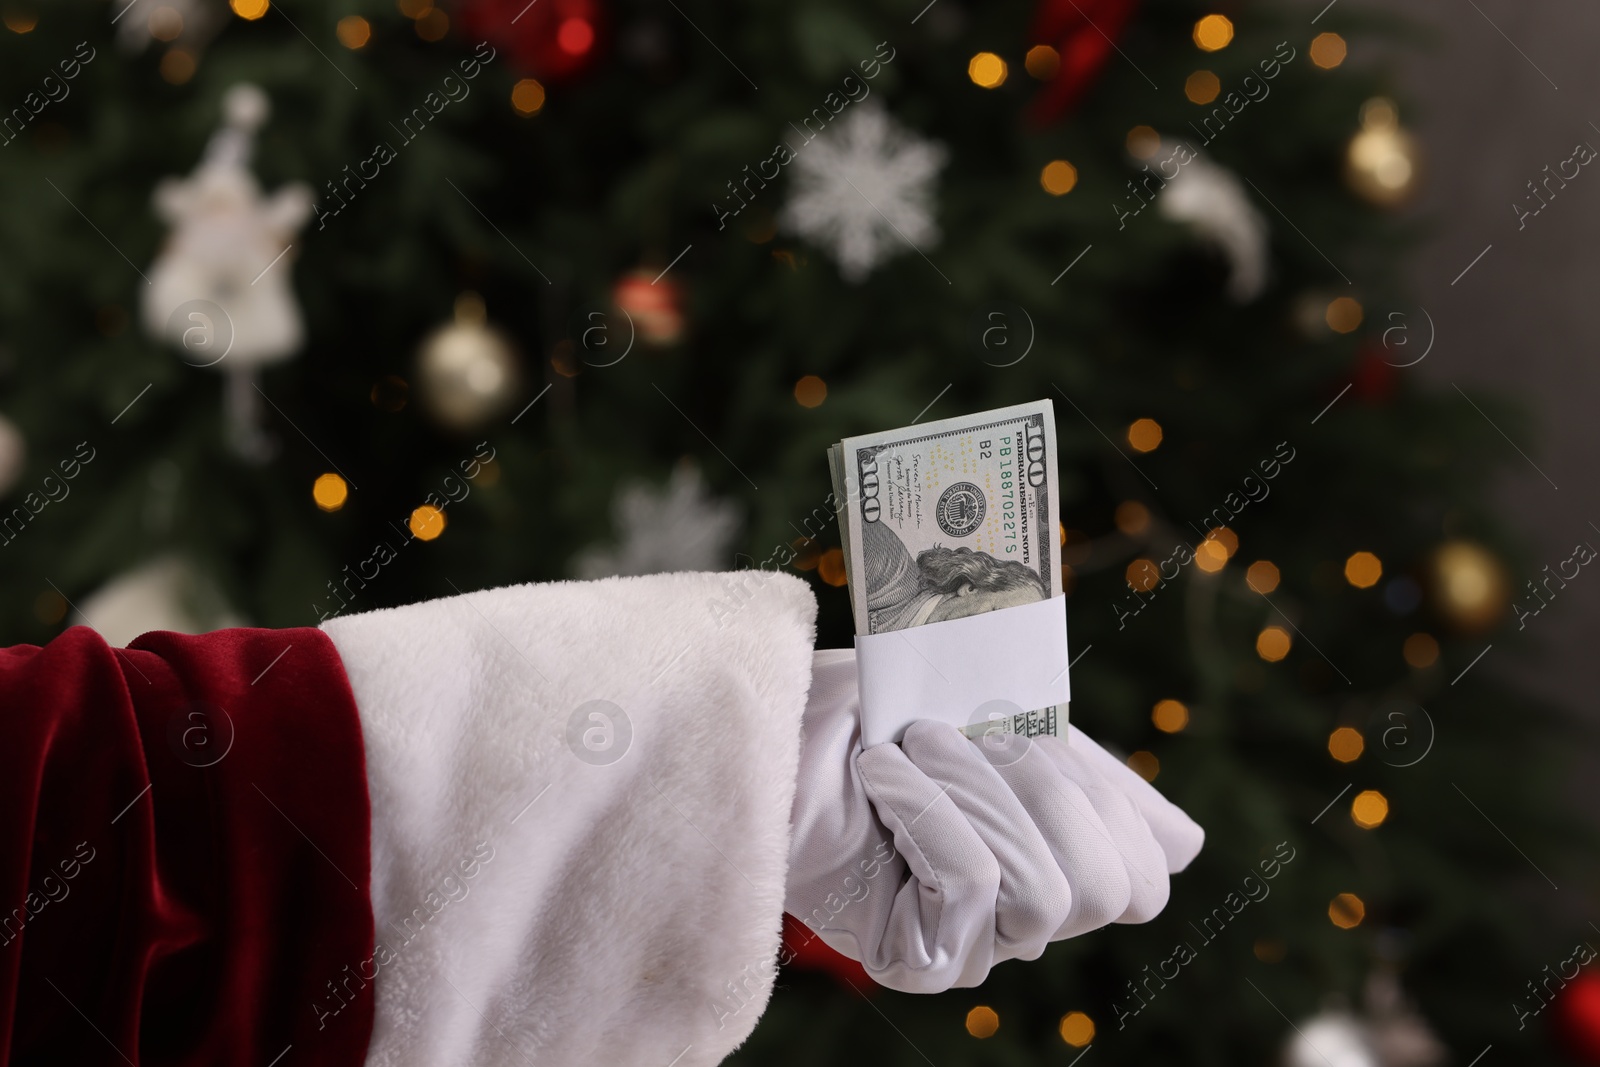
[1344,550,1382,589]
[1256,626,1291,662]
[1246,560,1280,593]
[1195,538,1228,573]
[966,1006,1000,1038]
[512,78,546,115]
[1310,31,1347,69]
[1127,417,1163,452]
[794,375,827,408]
[409,504,446,541]
[1059,1012,1095,1047]
[1193,14,1234,52]
[1329,892,1366,929]
[1126,558,1161,593]
[1126,125,1161,159]
[415,7,448,40]
[817,547,847,587]
[1041,160,1078,195]
[312,473,349,512]
[1403,632,1439,668]
[1328,726,1364,762]
[1127,750,1160,781]
[1326,295,1364,333]
[1115,501,1150,535]
[1185,70,1220,104]
[336,15,371,48]
[968,52,1007,89]
[1324,895,1363,927]
[1351,789,1389,829]
[1152,699,1189,733]
[1025,45,1061,80]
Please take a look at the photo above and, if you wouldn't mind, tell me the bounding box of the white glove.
[785,649,1205,994]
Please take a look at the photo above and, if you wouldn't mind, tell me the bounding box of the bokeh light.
[1193,14,1234,51]
[337,15,371,48]
[415,7,448,40]
[1025,44,1060,80]
[1127,125,1161,159]
[1126,558,1161,593]
[817,547,847,587]
[1257,626,1292,662]
[1128,417,1163,452]
[1246,560,1280,593]
[512,78,547,116]
[1041,160,1078,195]
[1328,726,1364,762]
[1351,789,1389,829]
[312,473,349,512]
[1326,296,1364,333]
[1185,70,1221,104]
[794,375,827,408]
[1403,632,1439,668]
[1115,500,1150,535]
[1310,32,1347,69]
[966,1006,1000,1038]
[968,52,1008,89]
[1330,892,1366,929]
[1345,551,1382,588]
[409,504,446,541]
[1059,1012,1095,1047]
[1152,699,1189,733]
[1127,750,1160,781]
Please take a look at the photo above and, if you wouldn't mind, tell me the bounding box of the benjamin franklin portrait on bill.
[862,516,1048,633]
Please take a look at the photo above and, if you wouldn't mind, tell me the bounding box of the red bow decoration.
[1027,0,1141,126]
[455,0,605,83]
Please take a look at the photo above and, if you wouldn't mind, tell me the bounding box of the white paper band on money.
[853,594,1071,748]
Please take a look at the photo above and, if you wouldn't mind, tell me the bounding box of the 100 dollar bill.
[828,400,1065,740]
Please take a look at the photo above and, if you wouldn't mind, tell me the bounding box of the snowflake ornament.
[573,463,742,578]
[780,102,947,283]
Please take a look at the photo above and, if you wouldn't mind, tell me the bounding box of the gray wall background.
[1371,1,1597,721]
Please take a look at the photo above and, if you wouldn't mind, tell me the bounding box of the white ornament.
[76,555,244,648]
[0,415,24,498]
[574,464,741,578]
[780,101,947,282]
[1159,150,1269,302]
[1364,972,1446,1067]
[145,84,313,372]
[116,0,221,55]
[1285,1009,1380,1067]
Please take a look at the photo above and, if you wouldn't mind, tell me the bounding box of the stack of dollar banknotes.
[827,400,1067,743]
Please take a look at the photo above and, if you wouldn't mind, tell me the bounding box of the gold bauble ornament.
[1346,97,1421,208]
[416,292,520,431]
[1426,540,1510,634]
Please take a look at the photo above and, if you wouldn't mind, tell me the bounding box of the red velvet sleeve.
[0,626,375,1066]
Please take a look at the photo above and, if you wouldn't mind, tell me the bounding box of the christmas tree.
[0,0,1587,1063]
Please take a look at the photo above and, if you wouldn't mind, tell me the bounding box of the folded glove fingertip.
[1061,726,1206,874]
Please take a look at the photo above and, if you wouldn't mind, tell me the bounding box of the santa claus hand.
[785,650,1203,994]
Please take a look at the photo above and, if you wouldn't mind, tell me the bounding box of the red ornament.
[1026,0,1140,126]
[612,268,685,346]
[1350,343,1398,403]
[1557,971,1600,1063]
[455,0,604,82]
[781,914,875,993]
